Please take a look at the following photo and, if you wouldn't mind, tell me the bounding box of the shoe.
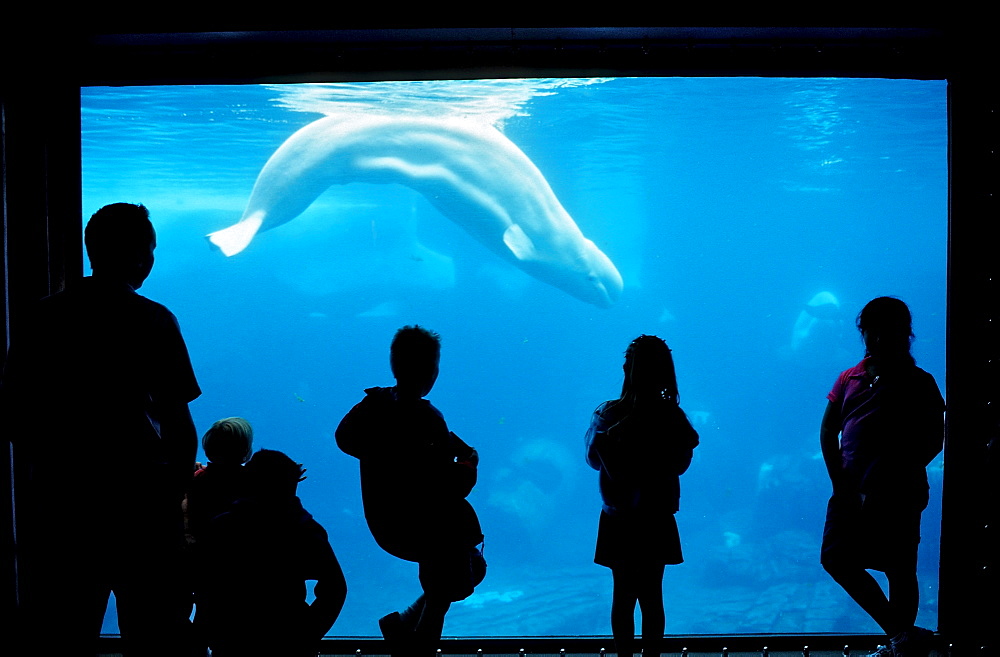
[868,645,895,657]
[891,626,934,657]
[379,611,406,641]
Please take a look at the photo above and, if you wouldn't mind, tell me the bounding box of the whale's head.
[804,291,840,319]
[526,237,623,309]
[575,242,624,308]
[502,223,622,308]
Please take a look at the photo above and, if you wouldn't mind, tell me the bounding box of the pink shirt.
[827,357,944,488]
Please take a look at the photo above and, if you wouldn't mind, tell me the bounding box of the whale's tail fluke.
[207,213,265,257]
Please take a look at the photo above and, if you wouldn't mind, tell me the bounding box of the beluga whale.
[787,291,843,354]
[208,114,623,308]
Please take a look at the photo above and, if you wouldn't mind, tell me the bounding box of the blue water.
[81,78,947,637]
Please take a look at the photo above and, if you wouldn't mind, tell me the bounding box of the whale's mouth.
[587,256,624,308]
[580,272,622,309]
[593,281,621,309]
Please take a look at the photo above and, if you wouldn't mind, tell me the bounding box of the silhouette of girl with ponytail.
[586,335,699,657]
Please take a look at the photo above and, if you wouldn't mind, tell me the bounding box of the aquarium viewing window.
[81,76,947,638]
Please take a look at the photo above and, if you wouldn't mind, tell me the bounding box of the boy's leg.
[384,594,440,656]
[379,603,415,657]
[412,597,451,655]
[398,595,425,631]
[411,548,481,655]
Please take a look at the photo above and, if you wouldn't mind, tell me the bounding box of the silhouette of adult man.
[2,203,201,656]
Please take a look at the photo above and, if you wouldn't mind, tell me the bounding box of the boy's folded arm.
[335,400,376,458]
[448,431,476,460]
[450,460,478,497]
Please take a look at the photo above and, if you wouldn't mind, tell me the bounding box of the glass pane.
[82,78,947,637]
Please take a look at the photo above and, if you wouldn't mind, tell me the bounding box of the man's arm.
[159,401,198,501]
[152,307,200,497]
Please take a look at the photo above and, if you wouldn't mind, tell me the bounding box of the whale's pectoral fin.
[207,213,265,257]
[502,224,538,262]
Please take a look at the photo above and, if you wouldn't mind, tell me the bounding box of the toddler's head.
[202,417,254,466]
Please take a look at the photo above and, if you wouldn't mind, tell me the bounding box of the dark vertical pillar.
[1,30,83,652]
[938,47,999,652]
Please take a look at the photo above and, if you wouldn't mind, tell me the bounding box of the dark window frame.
[3,24,995,654]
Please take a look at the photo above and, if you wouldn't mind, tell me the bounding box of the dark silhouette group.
[2,203,944,657]
[1,204,349,657]
[192,443,346,657]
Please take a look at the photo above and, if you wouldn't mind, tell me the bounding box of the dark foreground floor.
[94,635,956,657]
[94,649,948,657]
[94,652,953,657]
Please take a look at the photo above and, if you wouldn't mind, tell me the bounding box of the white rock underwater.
[209,114,623,308]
